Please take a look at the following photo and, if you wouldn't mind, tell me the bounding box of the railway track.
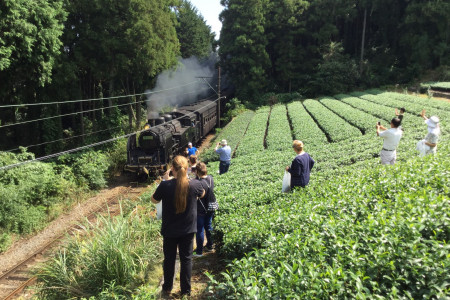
[0,184,149,300]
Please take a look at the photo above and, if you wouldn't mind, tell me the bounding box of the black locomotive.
[125,99,217,177]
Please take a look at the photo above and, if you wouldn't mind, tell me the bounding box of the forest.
[219,0,449,99]
[1,0,449,156]
[0,0,215,155]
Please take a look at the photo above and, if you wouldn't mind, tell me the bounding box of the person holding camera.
[285,140,315,189]
[215,139,231,175]
[376,118,403,165]
[151,155,205,297]
[395,107,406,124]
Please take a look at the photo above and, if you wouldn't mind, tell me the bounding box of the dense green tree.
[219,0,271,98]
[0,0,67,150]
[265,0,309,92]
[218,0,449,101]
[399,0,450,78]
[176,0,216,58]
[0,0,66,96]
[44,0,181,146]
[63,0,180,99]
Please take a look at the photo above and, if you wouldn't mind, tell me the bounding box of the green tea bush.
[287,101,328,146]
[266,104,292,151]
[200,110,255,163]
[208,92,449,298]
[303,99,361,142]
[319,97,379,133]
[210,154,449,299]
[235,107,270,157]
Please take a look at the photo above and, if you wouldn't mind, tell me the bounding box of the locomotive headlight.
[144,123,150,130]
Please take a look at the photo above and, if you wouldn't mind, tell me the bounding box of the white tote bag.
[156,201,162,219]
[282,171,291,193]
[416,139,426,157]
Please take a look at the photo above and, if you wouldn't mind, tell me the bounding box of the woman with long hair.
[194,162,216,256]
[152,156,205,297]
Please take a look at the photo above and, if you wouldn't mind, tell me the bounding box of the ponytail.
[173,156,189,214]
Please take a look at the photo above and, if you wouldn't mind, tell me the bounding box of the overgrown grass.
[36,204,163,299]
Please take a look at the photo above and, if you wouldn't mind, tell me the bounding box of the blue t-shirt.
[215,145,231,161]
[288,152,314,188]
[187,147,197,157]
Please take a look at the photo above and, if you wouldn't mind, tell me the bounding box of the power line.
[0,98,220,171]
[4,125,124,152]
[2,88,213,152]
[0,81,201,108]
[0,87,211,129]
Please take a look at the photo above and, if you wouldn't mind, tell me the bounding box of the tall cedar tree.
[219,0,271,99]
[0,0,67,150]
[176,0,216,58]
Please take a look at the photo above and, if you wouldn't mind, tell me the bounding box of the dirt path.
[159,249,224,300]
[159,134,224,299]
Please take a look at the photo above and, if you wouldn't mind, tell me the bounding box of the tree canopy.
[219,0,450,98]
[0,0,216,154]
[176,0,216,58]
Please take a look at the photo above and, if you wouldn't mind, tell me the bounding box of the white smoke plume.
[145,55,217,119]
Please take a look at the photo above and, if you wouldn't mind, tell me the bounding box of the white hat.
[426,116,439,128]
[188,142,192,146]
[220,139,227,146]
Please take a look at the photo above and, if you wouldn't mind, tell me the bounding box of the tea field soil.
[0,175,149,298]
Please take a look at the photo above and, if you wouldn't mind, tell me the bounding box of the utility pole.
[218,66,221,128]
[360,8,367,76]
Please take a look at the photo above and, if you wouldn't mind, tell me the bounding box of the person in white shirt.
[376,118,403,165]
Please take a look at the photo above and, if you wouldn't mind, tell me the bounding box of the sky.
[188,0,223,38]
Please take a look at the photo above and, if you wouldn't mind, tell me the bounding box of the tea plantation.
[35,90,449,299]
[206,91,449,299]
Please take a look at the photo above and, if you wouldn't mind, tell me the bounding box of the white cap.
[188,142,192,146]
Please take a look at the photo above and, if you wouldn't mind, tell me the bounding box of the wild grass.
[36,204,163,299]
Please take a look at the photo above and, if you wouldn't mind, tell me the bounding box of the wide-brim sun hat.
[220,139,227,146]
[426,116,439,128]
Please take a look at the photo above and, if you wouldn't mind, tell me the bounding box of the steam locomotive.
[125,99,217,177]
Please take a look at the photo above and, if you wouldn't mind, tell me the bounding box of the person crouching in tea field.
[193,162,216,256]
[285,140,315,189]
[151,156,205,297]
[376,118,403,165]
